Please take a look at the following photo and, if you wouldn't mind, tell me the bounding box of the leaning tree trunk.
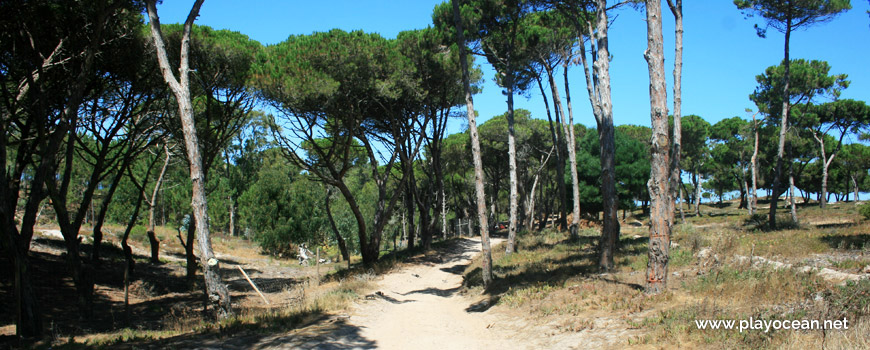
[769,17,793,229]
[453,0,492,287]
[146,0,231,318]
[539,73,568,232]
[644,0,671,295]
[147,144,171,263]
[325,188,350,263]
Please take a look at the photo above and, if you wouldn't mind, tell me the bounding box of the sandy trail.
[345,237,519,350]
[164,237,532,350]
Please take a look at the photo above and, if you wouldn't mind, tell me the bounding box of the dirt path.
[181,237,537,350]
[345,237,518,350]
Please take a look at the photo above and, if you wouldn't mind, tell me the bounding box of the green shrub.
[130,225,148,243]
[859,203,870,221]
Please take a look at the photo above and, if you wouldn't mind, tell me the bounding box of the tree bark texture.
[147,144,171,263]
[453,0,492,287]
[644,0,671,295]
[769,16,792,229]
[325,188,350,263]
[576,0,620,270]
[667,0,683,227]
[561,61,581,239]
[506,78,519,254]
[750,113,759,215]
[542,69,568,232]
[146,0,232,318]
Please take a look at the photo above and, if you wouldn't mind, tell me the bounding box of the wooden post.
[316,247,321,285]
[237,266,269,305]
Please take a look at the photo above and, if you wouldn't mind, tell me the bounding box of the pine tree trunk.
[453,0,492,287]
[92,164,127,264]
[667,0,683,231]
[562,61,581,240]
[769,17,793,229]
[750,113,759,215]
[694,170,702,216]
[679,184,686,223]
[506,78,519,254]
[542,70,568,232]
[325,188,350,263]
[146,0,232,318]
[12,245,42,338]
[644,0,671,295]
[405,172,417,250]
[185,219,197,279]
[853,175,860,204]
[575,0,620,270]
[789,169,798,223]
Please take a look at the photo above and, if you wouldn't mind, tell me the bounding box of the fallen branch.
[237,265,269,305]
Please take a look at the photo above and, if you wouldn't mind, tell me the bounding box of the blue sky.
[154,0,870,138]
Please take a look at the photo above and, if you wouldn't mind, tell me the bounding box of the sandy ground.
[345,237,521,350]
[162,237,542,349]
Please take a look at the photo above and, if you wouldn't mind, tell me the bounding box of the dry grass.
[462,202,870,349]
[61,271,377,349]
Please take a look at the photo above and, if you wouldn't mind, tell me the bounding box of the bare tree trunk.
[92,162,128,264]
[146,0,231,318]
[679,184,686,223]
[743,177,751,214]
[441,185,447,240]
[453,0,492,287]
[325,187,349,263]
[694,170,702,216]
[147,144,171,263]
[405,166,417,250]
[561,60,581,240]
[769,17,793,230]
[853,175,860,204]
[14,247,41,335]
[576,0,620,271]
[644,0,671,295]
[750,112,759,215]
[185,219,197,279]
[789,168,798,223]
[538,74,567,231]
[527,148,553,232]
[506,76,519,254]
[667,0,683,229]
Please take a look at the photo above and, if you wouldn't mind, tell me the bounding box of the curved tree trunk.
[147,144,171,263]
[324,188,350,263]
[146,0,231,318]
[542,68,568,232]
